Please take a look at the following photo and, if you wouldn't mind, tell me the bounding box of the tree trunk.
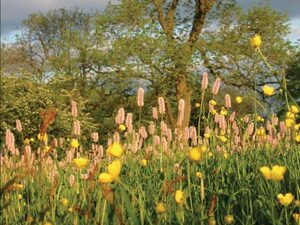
[176,75,192,128]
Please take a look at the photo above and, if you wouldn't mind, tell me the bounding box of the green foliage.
[0,73,96,146]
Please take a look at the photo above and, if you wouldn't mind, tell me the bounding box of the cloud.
[1,0,110,35]
[1,0,299,39]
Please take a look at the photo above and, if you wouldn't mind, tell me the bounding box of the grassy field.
[1,69,300,224]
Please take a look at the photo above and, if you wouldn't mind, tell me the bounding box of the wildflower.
[256,127,266,137]
[256,115,264,122]
[290,105,299,114]
[223,152,229,159]
[293,213,300,225]
[296,135,300,143]
[98,173,114,184]
[60,198,69,207]
[260,165,286,181]
[218,135,227,143]
[155,202,166,214]
[277,193,294,206]
[235,96,243,104]
[175,190,184,205]
[70,139,79,148]
[44,222,53,225]
[196,172,203,179]
[108,143,124,158]
[262,85,275,97]
[204,133,211,139]
[68,207,73,212]
[44,146,51,153]
[285,118,295,128]
[18,194,22,200]
[295,200,300,207]
[271,166,287,181]
[209,100,217,106]
[220,107,228,116]
[24,138,30,145]
[286,112,295,119]
[224,215,234,224]
[212,78,221,95]
[37,133,48,142]
[188,147,202,162]
[73,158,88,169]
[140,159,147,167]
[260,167,272,180]
[250,34,262,49]
[119,124,126,132]
[295,124,300,131]
[30,138,35,142]
[107,160,121,179]
[13,183,24,190]
[195,102,201,108]
[210,109,217,115]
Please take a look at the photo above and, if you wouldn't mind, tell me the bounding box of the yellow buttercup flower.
[107,160,121,179]
[250,34,262,49]
[119,124,126,132]
[18,194,22,200]
[37,133,48,142]
[262,85,275,97]
[260,165,286,181]
[60,198,69,207]
[13,183,24,190]
[277,193,294,206]
[290,105,299,114]
[260,167,272,180]
[286,112,295,119]
[295,134,300,143]
[195,103,201,108]
[235,96,243,104]
[271,165,287,181]
[155,202,166,214]
[98,173,114,184]
[220,107,228,116]
[210,109,217,115]
[256,115,264,122]
[108,143,124,158]
[196,172,203,179]
[204,133,211,139]
[73,157,88,169]
[218,135,227,143]
[285,118,295,128]
[70,139,79,148]
[24,138,30,145]
[294,124,300,131]
[293,213,300,225]
[256,127,266,137]
[209,100,217,106]
[224,215,234,224]
[175,190,184,205]
[188,147,202,162]
[140,159,147,167]
[30,138,35,142]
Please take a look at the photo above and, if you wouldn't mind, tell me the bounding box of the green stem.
[101,200,107,225]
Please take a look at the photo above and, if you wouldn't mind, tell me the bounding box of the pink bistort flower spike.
[16,119,22,132]
[212,78,221,95]
[201,72,208,91]
[158,97,166,115]
[137,87,145,107]
[225,94,231,108]
[71,100,78,117]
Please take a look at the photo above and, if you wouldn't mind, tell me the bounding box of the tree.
[96,1,295,128]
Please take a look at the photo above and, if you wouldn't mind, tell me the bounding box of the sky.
[1,0,300,43]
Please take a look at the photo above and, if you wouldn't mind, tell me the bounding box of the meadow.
[1,36,300,225]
